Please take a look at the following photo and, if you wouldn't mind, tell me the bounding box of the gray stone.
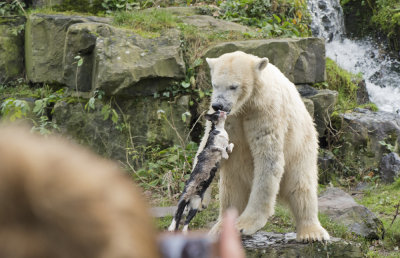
[204,37,326,84]
[243,231,363,258]
[302,98,314,118]
[63,22,113,91]
[340,109,400,169]
[379,152,400,183]
[25,14,111,84]
[356,79,369,105]
[151,206,176,218]
[318,187,384,240]
[92,28,186,96]
[0,16,25,83]
[308,89,338,137]
[297,84,319,97]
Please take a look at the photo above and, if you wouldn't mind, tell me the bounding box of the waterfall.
[307,0,400,113]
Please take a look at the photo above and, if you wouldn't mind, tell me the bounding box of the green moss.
[112,9,181,38]
[314,58,361,112]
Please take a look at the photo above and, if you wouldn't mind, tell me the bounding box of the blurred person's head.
[0,125,159,258]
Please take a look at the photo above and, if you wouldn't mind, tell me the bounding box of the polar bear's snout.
[211,95,232,113]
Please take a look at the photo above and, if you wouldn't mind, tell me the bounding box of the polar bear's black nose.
[212,103,223,111]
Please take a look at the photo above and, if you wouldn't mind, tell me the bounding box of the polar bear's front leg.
[236,124,285,235]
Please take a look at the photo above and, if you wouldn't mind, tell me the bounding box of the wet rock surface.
[379,152,400,183]
[243,231,363,258]
[318,187,384,239]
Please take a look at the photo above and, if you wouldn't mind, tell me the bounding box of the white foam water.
[327,39,400,113]
[308,0,400,113]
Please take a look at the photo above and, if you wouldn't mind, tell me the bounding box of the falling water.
[307,0,400,113]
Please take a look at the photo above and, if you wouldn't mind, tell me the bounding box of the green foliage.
[55,0,93,13]
[0,84,68,134]
[219,0,311,37]
[1,98,30,121]
[0,0,25,16]
[341,0,400,51]
[101,0,140,13]
[127,141,198,195]
[371,0,400,49]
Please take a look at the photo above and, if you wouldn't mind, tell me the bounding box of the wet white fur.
[196,51,329,242]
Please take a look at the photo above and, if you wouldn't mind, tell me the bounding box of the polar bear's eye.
[229,85,238,90]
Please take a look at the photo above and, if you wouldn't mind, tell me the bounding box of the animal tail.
[168,199,188,231]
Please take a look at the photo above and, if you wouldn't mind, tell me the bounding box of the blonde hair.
[0,126,159,258]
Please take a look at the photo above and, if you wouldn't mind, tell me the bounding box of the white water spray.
[308,0,400,113]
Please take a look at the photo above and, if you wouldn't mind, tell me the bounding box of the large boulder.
[25,14,110,84]
[204,37,326,84]
[379,152,400,183]
[243,231,363,258]
[318,187,384,240]
[339,108,400,169]
[0,16,25,83]
[53,96,191,161]
[92,28,185,96]
[296,85,338,137]
[26,13,185,95]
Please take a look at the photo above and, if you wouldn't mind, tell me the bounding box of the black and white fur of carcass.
[168,110,234,233]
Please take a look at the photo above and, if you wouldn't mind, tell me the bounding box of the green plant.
[1,98,30,121]
[0,0,26,16]
[85,90,120,125]
[101,0,140,13]
[219,0,311,37]
[316,58,362,113]
[127,141,198,196]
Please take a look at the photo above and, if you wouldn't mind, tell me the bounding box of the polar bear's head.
[206,51,268,115]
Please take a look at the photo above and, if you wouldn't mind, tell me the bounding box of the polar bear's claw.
[296,224,330,242]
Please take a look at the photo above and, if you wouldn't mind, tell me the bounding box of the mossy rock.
[53,96,191,161]
[0,16,25,83]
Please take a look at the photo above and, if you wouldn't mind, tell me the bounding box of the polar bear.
[196,51,330,242]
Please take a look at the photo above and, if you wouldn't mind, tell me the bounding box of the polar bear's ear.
[206,58,216,70]
[256,57,269,71]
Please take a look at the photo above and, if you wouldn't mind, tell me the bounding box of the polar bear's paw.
[236,214,267,235]
[297,224,330,242]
